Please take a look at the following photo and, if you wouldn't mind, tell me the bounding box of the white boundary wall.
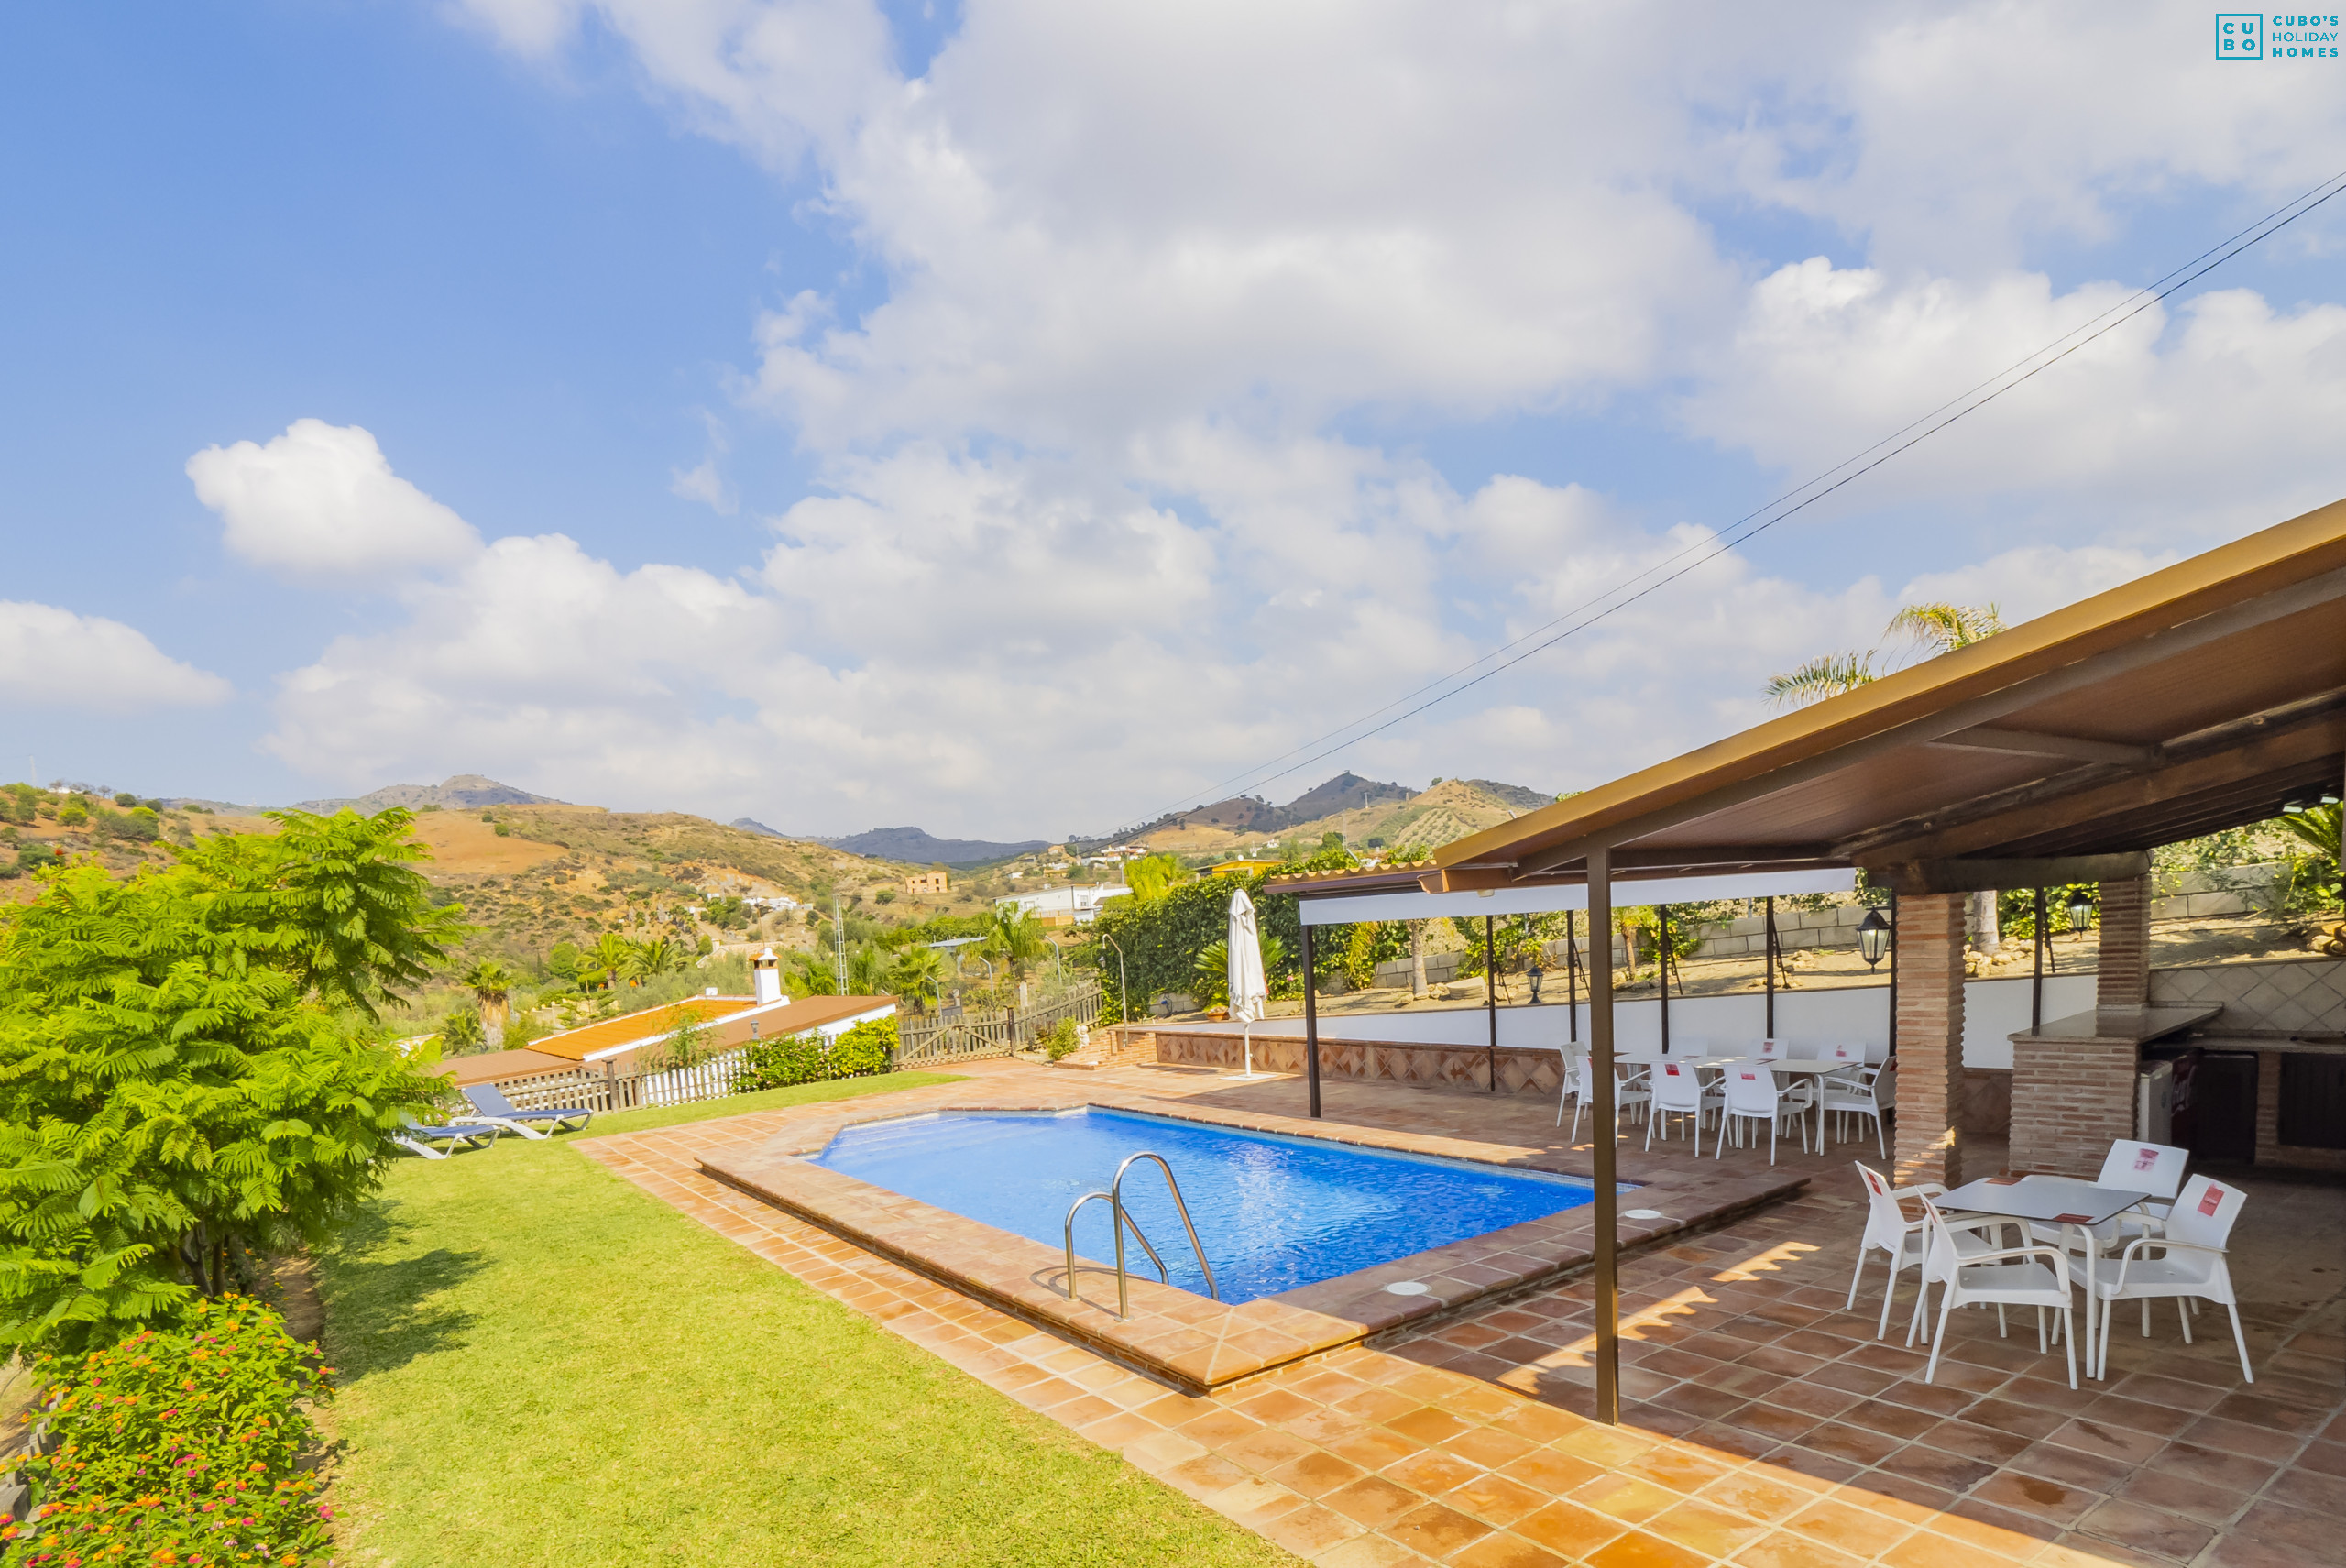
[1161,971,2095,1069]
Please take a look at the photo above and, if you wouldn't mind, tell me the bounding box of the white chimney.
[751,947,784,1006]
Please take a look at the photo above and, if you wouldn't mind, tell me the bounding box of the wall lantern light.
[2066,888,2096,932]
[1856,908,1891,969]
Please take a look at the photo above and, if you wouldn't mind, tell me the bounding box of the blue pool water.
[806,1108,1598,1303]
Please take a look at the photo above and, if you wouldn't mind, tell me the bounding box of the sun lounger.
[395,1116,501,1159]
[450,1082,595,1140]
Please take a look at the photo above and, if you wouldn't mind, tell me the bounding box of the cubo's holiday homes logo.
[2219,13,2341,59]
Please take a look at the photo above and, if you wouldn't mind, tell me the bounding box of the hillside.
[1107,773,1551,857]
[291,773,565,814]
[822,825,1050,865]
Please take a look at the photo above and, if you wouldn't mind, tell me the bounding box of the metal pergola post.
[1657,904,1672,1055]
[1887,890,1900,1060]
[1303,922,1322,1118]
[2031,887,2046,1032]
[1566,912,1581,1044]
[1764,895,1778,1038]
[1485,914,1498,1092]
[1589,847,1620,1425]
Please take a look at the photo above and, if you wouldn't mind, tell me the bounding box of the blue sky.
[5,3,2344,838]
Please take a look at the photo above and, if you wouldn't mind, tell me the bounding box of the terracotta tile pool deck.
[576,1060,2344,1567]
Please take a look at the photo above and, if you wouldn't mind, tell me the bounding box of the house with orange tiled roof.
[438,948,894,1087]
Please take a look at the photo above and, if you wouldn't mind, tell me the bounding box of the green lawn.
[320,1080,1293,1567]
[578,1069,968,1138]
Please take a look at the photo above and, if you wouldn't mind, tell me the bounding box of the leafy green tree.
[1124,853,1191,902]
[0,827,451,1354]
[437,1005,486,1053]
[582,931,634,989]
[177,808,466,1020]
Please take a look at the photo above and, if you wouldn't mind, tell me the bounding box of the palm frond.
[1884,601,2005,656]
[1762,652,1874,710]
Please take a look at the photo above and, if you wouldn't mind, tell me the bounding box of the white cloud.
[187,420,484,581]
[1683,263,2346,541]
[358,0,2346,833]
[0,603,234,713]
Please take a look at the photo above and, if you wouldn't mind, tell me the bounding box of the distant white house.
[994,884,1133,926]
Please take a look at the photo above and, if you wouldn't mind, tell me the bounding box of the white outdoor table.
[1752,1058,1855,1149]
[1939,1174,2152,1379]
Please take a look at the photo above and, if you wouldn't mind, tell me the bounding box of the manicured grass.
[319,1091,1294,1566]
[576,1070,967,1138]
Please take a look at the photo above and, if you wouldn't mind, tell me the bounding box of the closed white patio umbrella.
[1228,889,1268,1080]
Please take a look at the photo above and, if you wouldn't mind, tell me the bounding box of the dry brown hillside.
[1132,776,1546,857]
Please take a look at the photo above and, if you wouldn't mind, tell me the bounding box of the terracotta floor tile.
[1646,1497,1770,1558]
[1448,1531,1572,1568]
[1383,1447,1486,1497]
[1258,1499,1367,1557]
[1387,1500,1495,1558]
[1511,1500,1629,1560]
[1325,1475,1429,1530]
[1269,1449,1372,1501]
[1584,1529,1711,1568]
[1442,1468,1551,1530]
[1312,1532,1432,1568]
[1787,1496,1913,1558]
[2068,1497,2216,1563]
[1730,1529,1869,1568]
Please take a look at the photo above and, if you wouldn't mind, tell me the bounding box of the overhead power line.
[1135,166,2346,826]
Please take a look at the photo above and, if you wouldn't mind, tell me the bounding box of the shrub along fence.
[895,981,1101,1067]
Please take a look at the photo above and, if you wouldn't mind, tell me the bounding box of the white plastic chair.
[2031,1139,2192,1257]
[1820,1061,1894,1157]
[1555,1051,1651,1137]
[1753,1038,1788,1060]
[1644,1060,1706,1149]
[2078,1175,2254,1383]
[1716,1066,1807,1164]
[1913,1194,2079,1388]
[1846,1163,2010,1339]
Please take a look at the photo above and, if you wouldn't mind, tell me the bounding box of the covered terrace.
[1409,493,2346,1428]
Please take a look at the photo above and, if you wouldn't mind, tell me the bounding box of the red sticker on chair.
[1740,1071,1759,1080]
[1663,1064,1682,1076]
[2132,1147,2158,1172]
[2198,1187,2222,1217]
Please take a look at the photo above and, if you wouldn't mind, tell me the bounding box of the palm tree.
[885,945,948,1005]
[628,935,685,981]
[465,959,516,1047]
[982,907,1050,979]
[1764,602,2006,711]
[584,931,634,990]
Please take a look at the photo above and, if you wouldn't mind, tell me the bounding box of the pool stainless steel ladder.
[1061,1152,1220,1320]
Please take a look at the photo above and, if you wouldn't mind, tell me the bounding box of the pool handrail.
[1058,1150,1221,1320]
[1063,1190,1170,1307]
[1115,1152,1221,1307]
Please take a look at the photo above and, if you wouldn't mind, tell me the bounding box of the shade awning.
[1420,496,2346,895]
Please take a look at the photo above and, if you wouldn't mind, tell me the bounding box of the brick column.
[2097,875,2150,1011]
[1892,892,1967,1190]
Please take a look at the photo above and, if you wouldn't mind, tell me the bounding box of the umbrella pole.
[1589,847,1620,1425]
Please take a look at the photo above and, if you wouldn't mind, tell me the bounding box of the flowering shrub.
[3,1296,334,1566]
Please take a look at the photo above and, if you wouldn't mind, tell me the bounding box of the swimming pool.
[805,1108,1599,1304]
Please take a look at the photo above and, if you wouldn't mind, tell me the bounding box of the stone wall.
[1146,1027,1566,1098]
